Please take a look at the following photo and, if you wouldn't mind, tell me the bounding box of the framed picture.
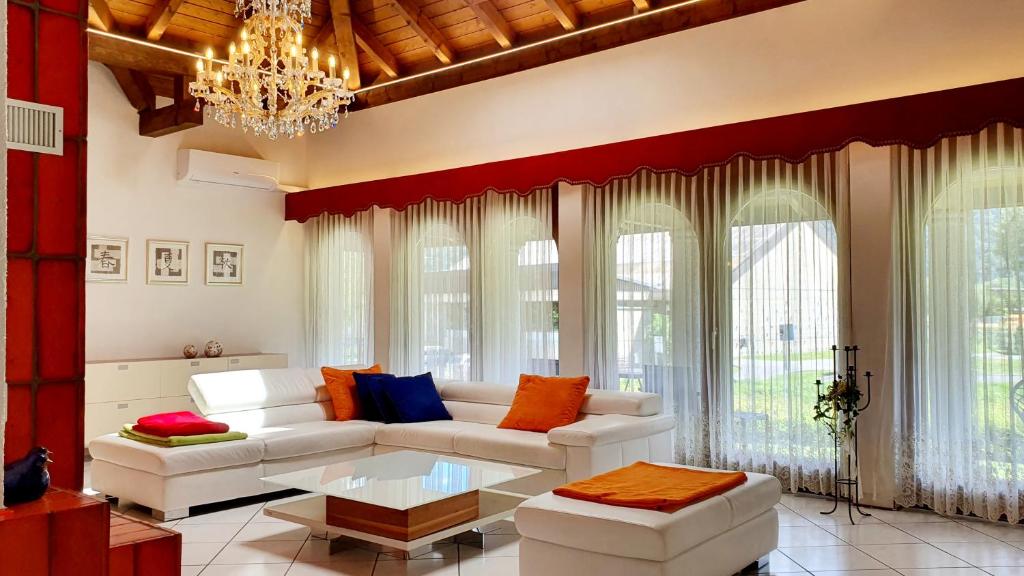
[86,236,128,283]
[147,240,189,285]
[205,242,244,286]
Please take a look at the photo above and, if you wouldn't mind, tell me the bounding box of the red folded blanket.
[133,411,229,437]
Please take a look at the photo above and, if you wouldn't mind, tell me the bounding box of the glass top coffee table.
[261,450,540,558]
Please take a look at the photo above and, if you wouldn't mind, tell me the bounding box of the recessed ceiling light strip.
[86,0,703,95]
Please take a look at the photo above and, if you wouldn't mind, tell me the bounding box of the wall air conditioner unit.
[176,149,281,191]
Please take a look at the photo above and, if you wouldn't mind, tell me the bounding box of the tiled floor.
[107,490,1024,576]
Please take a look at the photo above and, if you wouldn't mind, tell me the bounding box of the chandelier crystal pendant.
[189,0,354,140]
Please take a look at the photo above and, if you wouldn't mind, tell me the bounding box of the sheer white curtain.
[583,171,706,465]
[390,191,557,382]
[893,124,1024,522]
[583,153,848,491]
[714,155,847,494]
[304,211,374,367]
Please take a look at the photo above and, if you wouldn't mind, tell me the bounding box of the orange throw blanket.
[553,462,747,513]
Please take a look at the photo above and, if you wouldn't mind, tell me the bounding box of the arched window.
[614,202,700,405]
[305,211,373,367]
[417,222,471,380]
[727,188,838,483]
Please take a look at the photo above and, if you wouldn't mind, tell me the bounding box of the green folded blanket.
[119,424,247,447]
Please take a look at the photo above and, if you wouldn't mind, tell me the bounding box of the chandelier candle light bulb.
[189,0,352,139]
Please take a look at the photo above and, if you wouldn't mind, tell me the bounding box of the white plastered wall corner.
[1,0,10,508]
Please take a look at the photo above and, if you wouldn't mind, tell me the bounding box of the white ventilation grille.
[6,99,64,155]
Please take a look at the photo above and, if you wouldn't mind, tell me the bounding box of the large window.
[894,124,1024,522]
[304,211,374,367]
[727,190,838,483]
[391,191,558,383]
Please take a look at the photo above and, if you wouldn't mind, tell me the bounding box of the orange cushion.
[498,374,590,433]
[553,462,748,513]
[322,365,382,421]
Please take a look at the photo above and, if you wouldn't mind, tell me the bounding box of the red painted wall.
[6,0,88,489]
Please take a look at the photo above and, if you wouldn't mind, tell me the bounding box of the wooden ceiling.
[88,0,802,135]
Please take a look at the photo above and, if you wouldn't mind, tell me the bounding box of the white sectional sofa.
[88,367,676,520]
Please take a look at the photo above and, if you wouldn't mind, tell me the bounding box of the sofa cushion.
[375,420,494,452]
[442,401,509,425]
[322,365,382,421]
[249,420,378,460]
[189,369,319,415]
[353,372,401,423]
[580,389,662,417]
[385,373,452,423]
[515,467,781,562]
[453,426,566,469]
[499,374,590,433]
[89,434,265,476]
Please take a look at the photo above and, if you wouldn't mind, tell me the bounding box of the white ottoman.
[515,465,782,576]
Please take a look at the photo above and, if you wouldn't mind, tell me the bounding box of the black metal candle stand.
[818,345,873,525]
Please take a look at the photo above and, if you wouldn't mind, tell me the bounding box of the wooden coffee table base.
[326,490,480,541]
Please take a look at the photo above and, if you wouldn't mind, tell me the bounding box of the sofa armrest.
[548,414,676,447]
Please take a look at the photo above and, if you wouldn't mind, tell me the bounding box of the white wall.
[306,0,1024,188]
[86,63,308,365]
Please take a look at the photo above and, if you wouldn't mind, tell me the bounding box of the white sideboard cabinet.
[85,353,288,447]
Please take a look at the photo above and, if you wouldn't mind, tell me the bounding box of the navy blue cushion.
[352,372,400,423]
[383,372,452,423]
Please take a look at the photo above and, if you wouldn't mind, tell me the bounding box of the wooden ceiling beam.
[353,19,400,78]
[139,75,203,137]
[328,0,362,89]
[466,0,515,49]
[359,0,802,109]
[145,0,187,41]
[88,0,116,32]
[632,0,650,10]
[107,66,156,112]
[541,0,579,30]
[89,31,198,77]
[389,0,456,65]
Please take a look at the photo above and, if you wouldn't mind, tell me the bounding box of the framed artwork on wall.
[147,240,190,285]
[86,236,129,283]
[205,243,244,286]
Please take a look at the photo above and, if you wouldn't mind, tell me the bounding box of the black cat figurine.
[3,447,51,506]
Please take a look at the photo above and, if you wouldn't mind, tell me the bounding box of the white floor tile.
[458,534,520,558]
[174,522,246,543]
[780,526,847,547]
[932,542,1024,567]
[811,565,901,569]
[778,506,816,527]
[371,559,459,576]
[761,550,810,573]
[284,561,376,576]
[857,544,970,569]
[482,520,519,535]
[292,540,379,564]
[896,523,997,543]
[826,525,923,545]
[181,567,204,576]
[897,568,991,576]
[233,521,311,541]
[985,569,1024,576]
[781,546,890,571]
[180,504,264,525]
[379,542,458,561]
[182,542,228,566]
[868,510,952,524]
[459,556,520,576]
[197,565,291,576]
[953,519,1024,543]
[211,541,304,565]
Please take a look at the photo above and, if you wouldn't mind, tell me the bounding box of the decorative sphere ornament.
[204,340,223,358]
[183,344,198,359]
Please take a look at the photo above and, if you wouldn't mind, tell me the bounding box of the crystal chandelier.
[189,0,355,140]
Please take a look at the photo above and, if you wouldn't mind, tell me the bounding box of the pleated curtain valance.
[285,76,1024,222]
